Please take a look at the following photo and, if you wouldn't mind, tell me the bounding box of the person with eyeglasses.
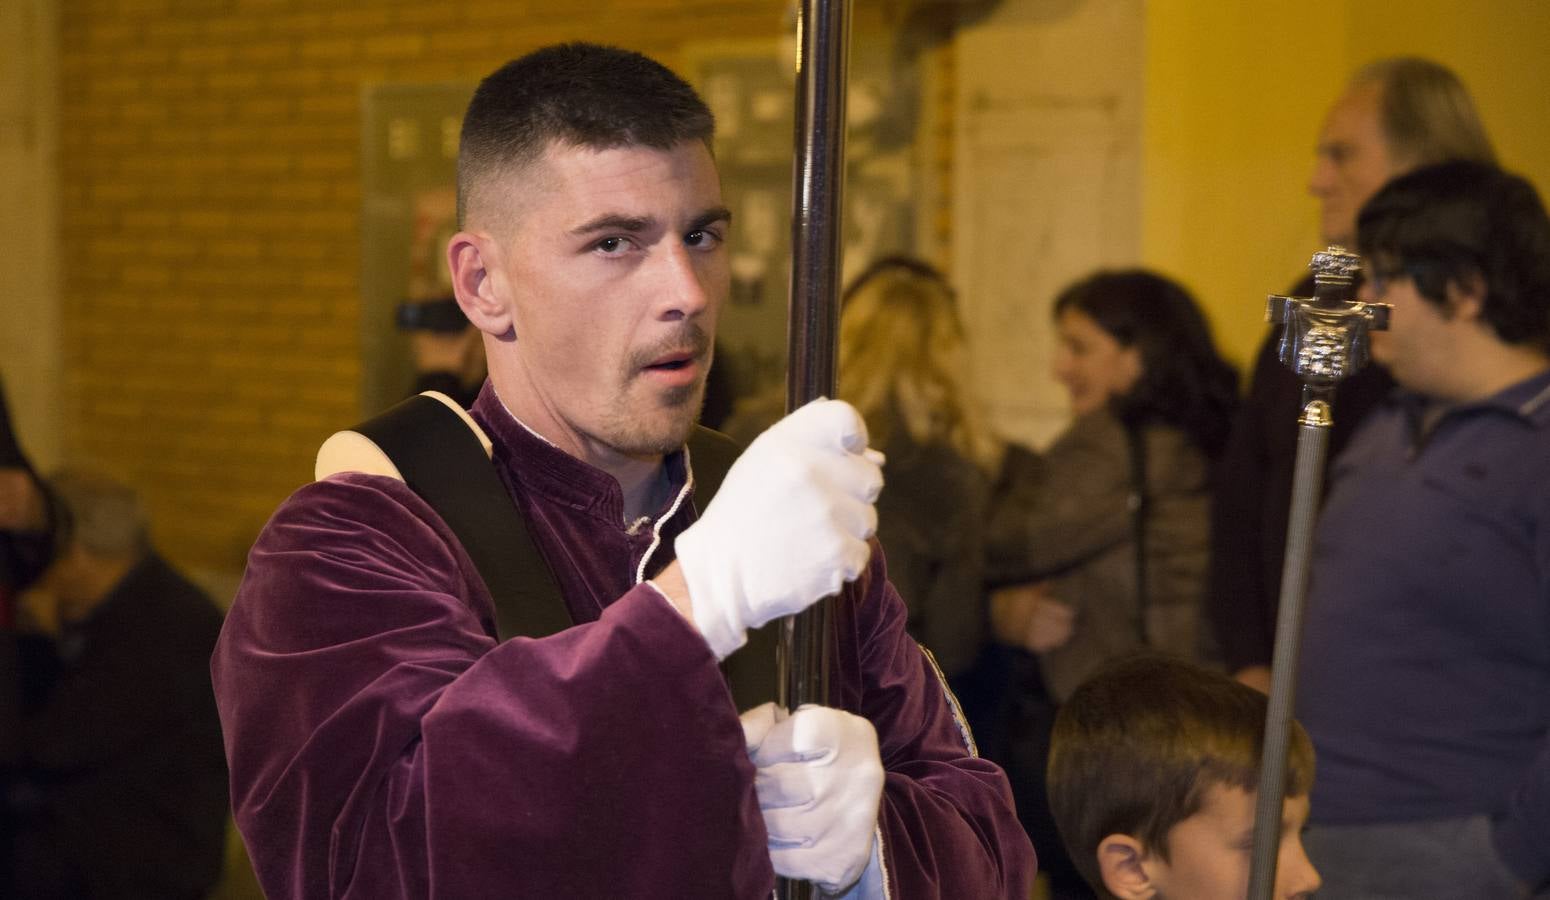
[1295,160,1550,898]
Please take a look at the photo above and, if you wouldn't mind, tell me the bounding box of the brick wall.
[56,0,795,586]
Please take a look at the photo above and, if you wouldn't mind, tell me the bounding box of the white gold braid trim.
[634,444,695,585]
[918,642,978,758]
[875,824,893,900]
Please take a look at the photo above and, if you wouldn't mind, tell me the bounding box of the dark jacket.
[1206,318,1393,672]
[5,553,228,899]
[0,374,55,896]
[873,428,990,679]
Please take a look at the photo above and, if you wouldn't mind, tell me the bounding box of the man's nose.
[656,244,711,321]
[1308,157,1335,197]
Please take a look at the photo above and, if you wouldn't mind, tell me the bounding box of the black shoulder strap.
[685,426,739,507]
[349,404,742,636]
[350,395,571,642]
[352,403,778,707]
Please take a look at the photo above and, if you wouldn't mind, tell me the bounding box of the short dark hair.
[1053,269,1239,457]
[457,43,715,227]
[1357,159,1550,352]
[1047,654,1315,896]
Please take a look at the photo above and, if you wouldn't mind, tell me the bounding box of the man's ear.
[447,231,516,339]
[1444,270,1487,322]
[1096,834,1158,900]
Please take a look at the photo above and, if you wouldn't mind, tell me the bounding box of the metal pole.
[1247,247,1387,899]
[1245,396,1329,899]
[778,0,852,895]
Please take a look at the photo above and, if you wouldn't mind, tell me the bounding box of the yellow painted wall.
[1142,0,1550,369]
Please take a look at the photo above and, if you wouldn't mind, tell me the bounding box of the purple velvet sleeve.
[835,544,1039,897]
[211,475,773,898]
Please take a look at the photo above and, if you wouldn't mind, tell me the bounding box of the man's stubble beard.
[603,376,707,458]
[603,322,713,457]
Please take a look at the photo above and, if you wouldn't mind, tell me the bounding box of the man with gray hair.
[1208,57,1497,691]
[2,469,227,899]
[1309,57,1496,251]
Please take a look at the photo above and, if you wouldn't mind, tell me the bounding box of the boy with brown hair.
[1047,654,1321,900]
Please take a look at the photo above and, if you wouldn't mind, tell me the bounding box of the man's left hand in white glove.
[740,702,886,896]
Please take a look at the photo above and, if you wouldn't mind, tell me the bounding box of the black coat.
[1205,276,1394,672]
[4,553,228,899]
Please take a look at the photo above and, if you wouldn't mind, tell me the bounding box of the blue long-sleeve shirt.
[1297,368,1550,887]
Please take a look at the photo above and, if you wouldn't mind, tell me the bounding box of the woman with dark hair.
[1054,270,1239,460]
[977,269,1237,899]
[988,269,1237,694]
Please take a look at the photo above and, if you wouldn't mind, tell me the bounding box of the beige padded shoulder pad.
[313,391,494,482]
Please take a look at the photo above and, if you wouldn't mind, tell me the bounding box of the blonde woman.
[724,257,1000,678]
[836,257,1002,679]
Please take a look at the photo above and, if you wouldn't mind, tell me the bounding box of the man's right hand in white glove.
[740,702,887,895]
[666,398,884,659]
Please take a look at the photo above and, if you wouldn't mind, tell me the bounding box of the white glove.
[740,702,886,894]
[676,399,883,659]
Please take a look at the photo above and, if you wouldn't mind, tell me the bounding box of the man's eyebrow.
[570,214,654,236]
[689,206,734,231]
[569,207,732,237]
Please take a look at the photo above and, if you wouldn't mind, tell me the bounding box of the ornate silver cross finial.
[1266,246,1390,389]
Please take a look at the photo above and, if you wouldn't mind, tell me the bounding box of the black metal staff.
[1246,246,1388,899]
[777,0,852,895]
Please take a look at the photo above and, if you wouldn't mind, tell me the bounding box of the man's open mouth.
[645,353,695,372]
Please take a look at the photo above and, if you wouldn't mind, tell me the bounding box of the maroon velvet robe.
[211,386,1035,898]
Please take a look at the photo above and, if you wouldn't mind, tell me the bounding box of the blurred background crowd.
[3,0,1549,896]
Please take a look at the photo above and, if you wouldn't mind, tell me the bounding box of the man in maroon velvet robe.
[212,44,1034,898]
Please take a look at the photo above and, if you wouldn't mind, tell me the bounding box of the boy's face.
[1109,785,1320,900]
